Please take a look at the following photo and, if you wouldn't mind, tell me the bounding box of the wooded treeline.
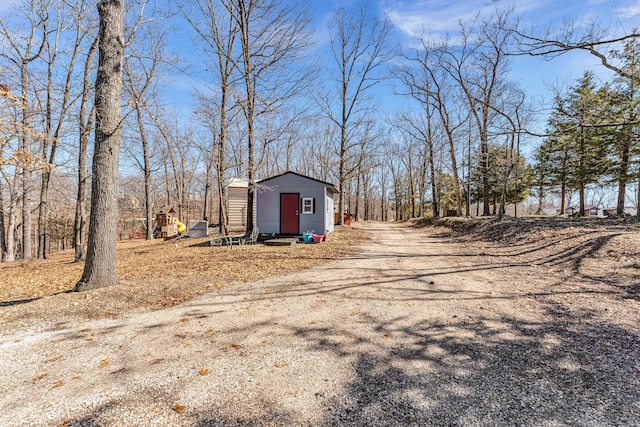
[1,0,638,263]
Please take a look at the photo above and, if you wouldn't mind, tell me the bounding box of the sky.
[347,0,639,111]
[152,0,640,125]
[1,0,639,126]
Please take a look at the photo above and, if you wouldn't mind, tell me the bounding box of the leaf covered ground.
[0,226,368,330]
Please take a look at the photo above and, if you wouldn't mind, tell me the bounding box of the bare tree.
[224,0,313,233]
[0,79,50,262]
[517,22,640,84]
[319,2,391,225]
[37,0,97,258]
[393,110,440,218]
[74,0,124,291]
[73,32,98,262]
[0,0,48,259]
[179,0,240,234]
[122,3,172,240]
[440,11,516,216]
[400,37,465,216]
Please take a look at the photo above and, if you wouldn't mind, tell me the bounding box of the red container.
[312,234,324,243]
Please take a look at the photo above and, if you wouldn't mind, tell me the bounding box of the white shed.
[256,171,337,236]
[226,178,248,230]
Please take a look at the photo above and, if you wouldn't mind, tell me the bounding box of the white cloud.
[381,0,554,39]
[616,1,640,18]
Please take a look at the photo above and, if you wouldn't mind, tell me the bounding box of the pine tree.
[607,38,640,215]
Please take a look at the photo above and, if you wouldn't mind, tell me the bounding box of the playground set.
[153,206,186,238]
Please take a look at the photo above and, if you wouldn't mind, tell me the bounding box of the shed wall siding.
[256,173,334,235]
[227,187,247,227]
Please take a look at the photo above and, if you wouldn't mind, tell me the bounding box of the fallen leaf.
[350,310,361,316]
[383,333,391,338]
[99,359,109,368]
[85,337,93,341]
[59,417,78,427]
[46,355,63,363]
[33,373,48,381]
[230,343,243,349]
[275,362,289,368]
[186,342,193,347]
[181,317,189,322]
[77,328,91,333]
[173,405,185,414]
[51,380,64,389]
[199,368,210,376]
[261,339,268,344]
[151,358,164,365]
[175,333,188,339]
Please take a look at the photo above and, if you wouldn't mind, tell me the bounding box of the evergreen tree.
[470,144,533,215]
[562,72,608,215]
[537,72,608,215]
[607,37,640,214]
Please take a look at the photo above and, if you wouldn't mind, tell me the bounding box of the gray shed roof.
[257,171,338,194]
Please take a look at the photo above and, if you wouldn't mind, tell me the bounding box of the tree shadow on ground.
[293,302,639,426]
[0,289,72,307]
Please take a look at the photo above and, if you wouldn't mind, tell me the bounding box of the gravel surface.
[1,221,639,426]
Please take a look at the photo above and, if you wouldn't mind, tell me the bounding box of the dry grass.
[0,226,369,329]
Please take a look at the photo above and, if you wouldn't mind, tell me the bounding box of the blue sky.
[1,0,639,119]
[361,0,638,107]
[158,0,640,119]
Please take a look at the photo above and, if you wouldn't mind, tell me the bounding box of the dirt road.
[1,221,638,426]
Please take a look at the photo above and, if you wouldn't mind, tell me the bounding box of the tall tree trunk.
[74,35,98,262]
[138,107,154,240]
[37,52,54,259]
[20,65,32,260]
[217,88,229,235]
[354,173,361,221]
[0,180,6,261]
[428,134,438,219]
[637,174,640,218]
[480,124,490,216]
[75,0,124,291]
[578,128,586,216]
[446,131,463,216]
[338,122,346,225]
[5,174,20,262]
[6,206,17,263]
[616,140,630,215]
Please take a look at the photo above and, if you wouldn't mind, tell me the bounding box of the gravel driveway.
[1,221,639,426]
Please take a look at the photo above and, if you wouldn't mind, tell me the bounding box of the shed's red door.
[280,193,299,235]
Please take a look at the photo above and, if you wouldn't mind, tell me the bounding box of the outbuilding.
[256,171,338,236]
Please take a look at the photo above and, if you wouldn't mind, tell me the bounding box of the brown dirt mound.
[413,216,640,301]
